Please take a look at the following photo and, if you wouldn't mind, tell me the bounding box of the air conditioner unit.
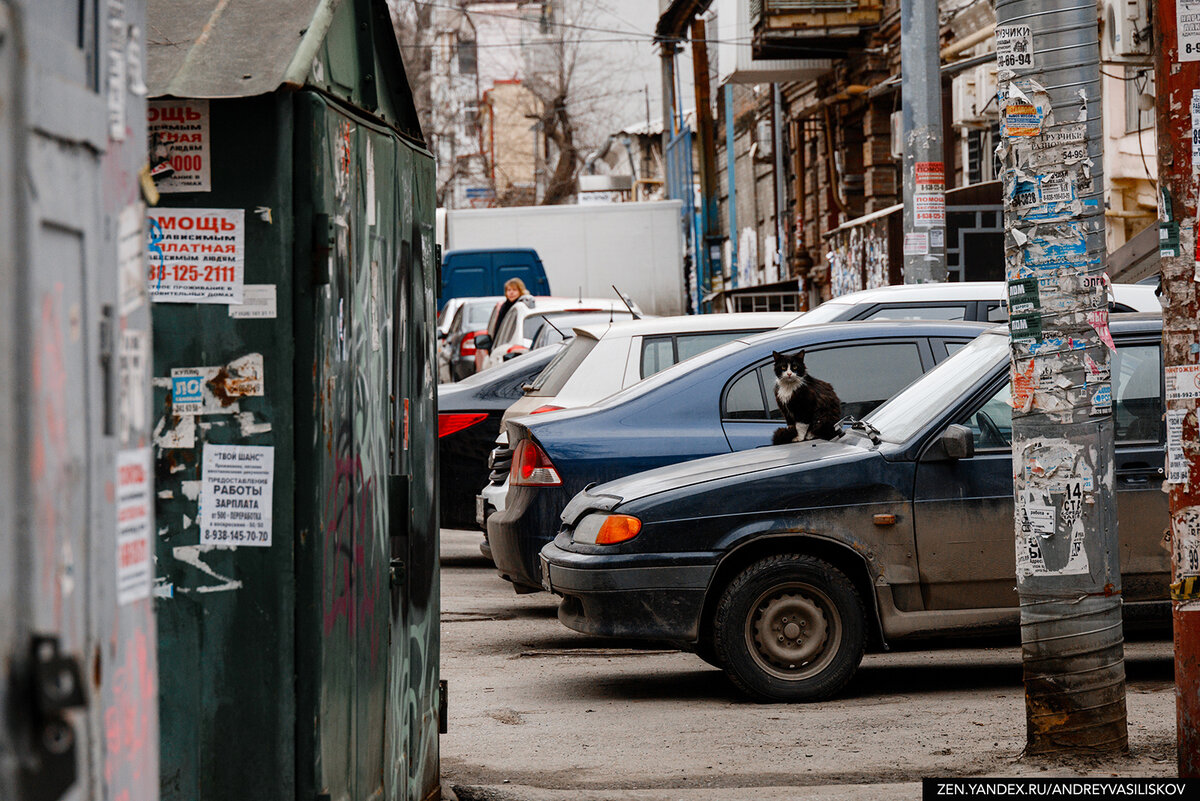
[951,72,979,125]
[1102,0,1150,60]
[974,64,998,119]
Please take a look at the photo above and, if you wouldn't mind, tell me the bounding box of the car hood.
[569,435,874,515]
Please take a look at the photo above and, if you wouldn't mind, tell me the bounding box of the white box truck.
[437,200,686,316]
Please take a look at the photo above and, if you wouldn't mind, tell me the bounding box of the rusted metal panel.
[1,2,159,801]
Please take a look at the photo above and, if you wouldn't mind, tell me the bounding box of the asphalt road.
[439,528,1178,801]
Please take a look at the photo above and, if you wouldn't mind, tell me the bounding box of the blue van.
[439,248,550,311]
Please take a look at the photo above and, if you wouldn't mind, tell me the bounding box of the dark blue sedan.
[540,316,1168,702]
[487,319,990,592]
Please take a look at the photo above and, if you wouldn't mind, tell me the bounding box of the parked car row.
[437,280,1167,703]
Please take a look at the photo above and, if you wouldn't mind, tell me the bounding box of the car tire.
[713,554,865,702]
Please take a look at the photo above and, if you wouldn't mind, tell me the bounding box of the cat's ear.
[796,350,806,362]
[772,351,784,362]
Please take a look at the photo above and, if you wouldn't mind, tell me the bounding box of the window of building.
[457,38,477,74]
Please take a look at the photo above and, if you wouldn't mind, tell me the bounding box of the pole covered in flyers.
[995,0,1128,753]
[1153,0,1200,776]
[900,0,947,281]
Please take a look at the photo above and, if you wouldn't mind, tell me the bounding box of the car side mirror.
[437,330,447,340]
[474,333,492,351]
[939,424,975,460]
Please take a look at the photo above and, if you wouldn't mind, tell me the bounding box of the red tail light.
[530,405,564,415]
[505,345,528,356]
[438,412,487,438]
[511,438,562,486]
[459,329,487,356]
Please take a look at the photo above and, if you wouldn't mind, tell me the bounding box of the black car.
[489,320,989,593]
[540,315,1168,702]
[438,346,560,528]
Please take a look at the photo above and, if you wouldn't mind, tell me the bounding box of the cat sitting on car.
[770,350,842,445]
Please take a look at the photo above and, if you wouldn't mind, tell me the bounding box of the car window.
[805,342,926,419]
[1113,344,1161,442]
[467,300,496,327]
[641,337,675,378]
[985,303,1008,322]
[449,304,466,334]
[863,305,967,321]
[678,332,750,361]
[963,383,1014,450]
[958,342,1162,451]
[524,315,546,339]
[722,342,925,422]
[495,308,520,345]
[527,336,599,396]
[724,369,767,419]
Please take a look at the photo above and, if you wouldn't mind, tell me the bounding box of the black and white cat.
[771,350,842,445]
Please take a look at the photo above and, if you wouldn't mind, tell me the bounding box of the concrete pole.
[1152,0,1200,776]
[995,0,1127,753]
[900,0,947,282]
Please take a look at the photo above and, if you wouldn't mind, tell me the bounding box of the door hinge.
[19,635,88,801]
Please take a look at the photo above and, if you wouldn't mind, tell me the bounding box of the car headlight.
[572,513,642,545]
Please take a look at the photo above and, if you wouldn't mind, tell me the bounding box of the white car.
[785,280,1159,326]
[475,312,799,534]
[477,296,641,371]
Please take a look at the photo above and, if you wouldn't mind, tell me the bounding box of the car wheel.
[713,554,865,702]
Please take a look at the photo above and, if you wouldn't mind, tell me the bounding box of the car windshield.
[865,329,1009,444]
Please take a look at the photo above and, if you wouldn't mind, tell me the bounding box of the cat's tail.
[771,426,796,446]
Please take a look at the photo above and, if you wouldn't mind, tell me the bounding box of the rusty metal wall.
[0,2,159,801]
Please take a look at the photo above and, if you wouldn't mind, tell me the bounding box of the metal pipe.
[725,84,739,289]
[771,84,787,283]
[996,0,1128,754]
[1152,0,1200,776]
[940,23,996,60]
[901,0,947,282]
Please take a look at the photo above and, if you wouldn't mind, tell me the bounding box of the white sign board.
[1167,364,1200,401]
[147,208,244,304]
[116,448,153,605]
[200,445,274,547]
[228,285,278,319]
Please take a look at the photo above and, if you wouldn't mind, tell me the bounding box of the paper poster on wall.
[903,232,929,256]
[913,194,945,228]
[117,448,153,604]
[147,208,244,304]
[148,99,212,192]
[1167,364,1200,401]
[117,204,146,316]
[228,285,277,319]
[1180,0,1200,61]
[119,330,149,443]
[914,162,944,193]
[995,24,1034,74]
[200,445,274,547]
[1169,409,1189,484]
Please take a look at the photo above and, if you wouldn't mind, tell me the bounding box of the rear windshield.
[527,336,599,396]
[466,300,496,327]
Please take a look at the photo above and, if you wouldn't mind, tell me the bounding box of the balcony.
[750,0,883,53]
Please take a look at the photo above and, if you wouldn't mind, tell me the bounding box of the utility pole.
[690,18,720,311]
[1153,0,1200,776]
[900,0,947,282]
[995,0,1127,753]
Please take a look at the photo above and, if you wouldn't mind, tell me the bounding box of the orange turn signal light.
[595,515,642,545]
